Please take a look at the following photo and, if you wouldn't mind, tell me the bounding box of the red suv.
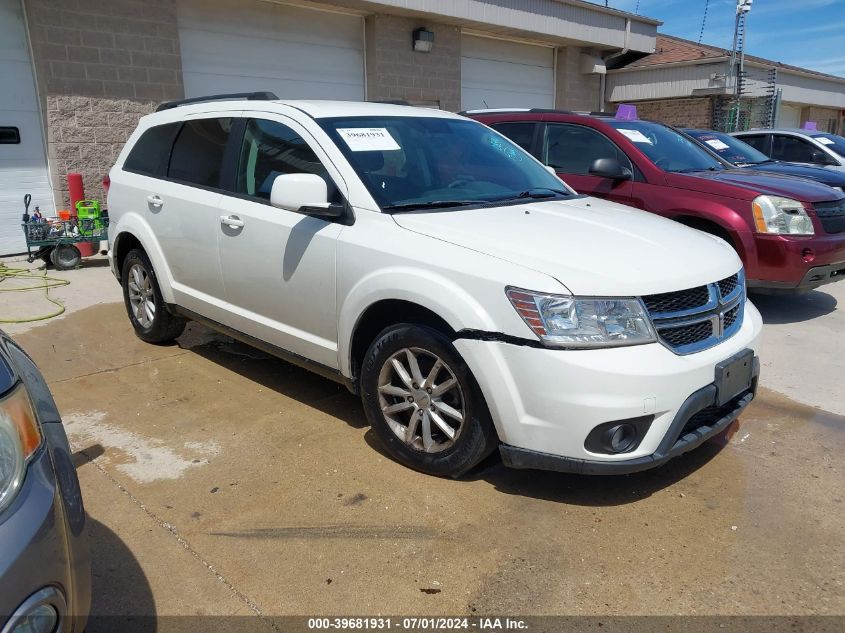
[467,110,845,293]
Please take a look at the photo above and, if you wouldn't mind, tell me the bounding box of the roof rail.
[370,99,413,106]
[155,91,279,112]
[458,108,573,116]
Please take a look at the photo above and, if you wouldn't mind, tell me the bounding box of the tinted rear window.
[123,123,179,176]
[168,118,232,188]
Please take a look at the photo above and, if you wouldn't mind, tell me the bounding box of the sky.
[602,0,845,78]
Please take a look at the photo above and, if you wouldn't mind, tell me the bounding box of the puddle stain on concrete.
[63,410,221,483]
[210,525,437,540]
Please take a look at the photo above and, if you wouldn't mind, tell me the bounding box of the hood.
[740,163,845,188]
[392,197,741,296]
[665,168,844,203]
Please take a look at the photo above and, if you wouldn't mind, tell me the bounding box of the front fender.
[338,267,513,378]
[111,212,176,304]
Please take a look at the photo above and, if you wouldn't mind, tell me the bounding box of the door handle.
[220,215,245,229]
[146,195,163,208]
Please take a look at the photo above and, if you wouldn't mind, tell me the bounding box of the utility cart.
[21,211,108,270]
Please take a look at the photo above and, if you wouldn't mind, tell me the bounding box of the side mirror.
[810,150,834,166]
[588,157,633,181]
[544,165,557,176]
[270,173,343,219]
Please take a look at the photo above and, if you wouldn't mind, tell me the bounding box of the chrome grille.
[643,271,745,355]
[642,285,710,316]
[659,320,713,348]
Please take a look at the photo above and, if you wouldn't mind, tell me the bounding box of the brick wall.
[365,15,460,112]
[24,0,184,207]
[555,47,601,111]
[627,98,714,128]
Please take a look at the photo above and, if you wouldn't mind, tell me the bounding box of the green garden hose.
[0,262,70,323]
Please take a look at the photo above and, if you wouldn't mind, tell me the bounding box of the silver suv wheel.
[127,263,156,328]
[377,347,465,453]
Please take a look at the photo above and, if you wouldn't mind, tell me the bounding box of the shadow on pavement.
[179,322,736,507]
[750,289,837,324]
[182,324,366,430]
[86,518,157,632]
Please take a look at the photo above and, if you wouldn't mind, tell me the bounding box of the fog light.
[10,604,57,633]
[584,416,653,455]
[604,424,637,453]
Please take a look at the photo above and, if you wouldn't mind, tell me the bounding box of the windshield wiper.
[671,166,720,173]
[382,200,480,213]
[491,187,569,202]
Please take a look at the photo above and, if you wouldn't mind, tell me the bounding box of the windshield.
[319,116,572,210]
[811,133,845,159]
[684,129,770,165]
[607,120,724,173]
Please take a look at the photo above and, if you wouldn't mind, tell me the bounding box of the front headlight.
[0,384,42,513]
[506,288,656,348]
[752,195,814,235]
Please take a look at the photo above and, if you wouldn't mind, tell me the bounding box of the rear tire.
[121,248,186,344]
[360,324,497,477]
[50,244,81,270]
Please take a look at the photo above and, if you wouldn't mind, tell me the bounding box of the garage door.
[778,103,802,129]
[0,0,54,256]
[178,0,365,101]
[461,35,555,111]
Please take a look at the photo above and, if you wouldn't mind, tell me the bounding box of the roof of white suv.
[146,99,461,122]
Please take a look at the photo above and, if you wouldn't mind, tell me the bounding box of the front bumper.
[748,232,845,292]
[500,365,757,475]
[0,426,89,633]
[454,299,763,472]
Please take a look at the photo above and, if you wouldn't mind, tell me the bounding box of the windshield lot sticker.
[817,137,835,145]
[617,129,653,144]
[705,139,731,151]
[338,128,400,151]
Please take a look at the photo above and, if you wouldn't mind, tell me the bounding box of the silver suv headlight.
[506,288,656,349]
[752,195,814,235]
[0,384,42,513]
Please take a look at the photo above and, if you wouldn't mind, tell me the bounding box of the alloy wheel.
[377,347,466,453]
[127,263,156,328]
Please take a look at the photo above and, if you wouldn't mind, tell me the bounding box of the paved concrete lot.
[2,257,844,621]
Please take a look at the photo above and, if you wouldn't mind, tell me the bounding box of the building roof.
[625,34,845,82]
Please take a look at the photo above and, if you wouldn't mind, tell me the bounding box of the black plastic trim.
[167,304,357,393]
[155,91,279,112]
[500,352,759,475]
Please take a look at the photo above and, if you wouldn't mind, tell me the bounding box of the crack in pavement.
[52,351,192,384]
[78,446,279,630]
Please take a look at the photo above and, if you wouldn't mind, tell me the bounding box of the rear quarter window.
[167,118,232,188]
[123,123,179,176]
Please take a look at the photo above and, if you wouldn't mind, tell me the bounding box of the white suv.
[107,94,762,477]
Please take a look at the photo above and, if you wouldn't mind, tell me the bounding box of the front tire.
[121,249,186,344]
[360,324,497,477]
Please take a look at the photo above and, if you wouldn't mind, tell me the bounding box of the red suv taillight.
[102,174,110,196]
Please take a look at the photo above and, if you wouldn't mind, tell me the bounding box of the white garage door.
[178,0,365,101]
[0,0,54,256]
[778,103,802,129]
[461,35,555,111]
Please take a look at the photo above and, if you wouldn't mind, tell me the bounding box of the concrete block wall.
[365,15,461,112]
[629,97,714,128]
[555,47,601,112]
[802,106,842,134]
[24,0,184,207]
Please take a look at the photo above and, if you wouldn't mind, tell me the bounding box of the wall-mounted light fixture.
[413,28,434,53]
